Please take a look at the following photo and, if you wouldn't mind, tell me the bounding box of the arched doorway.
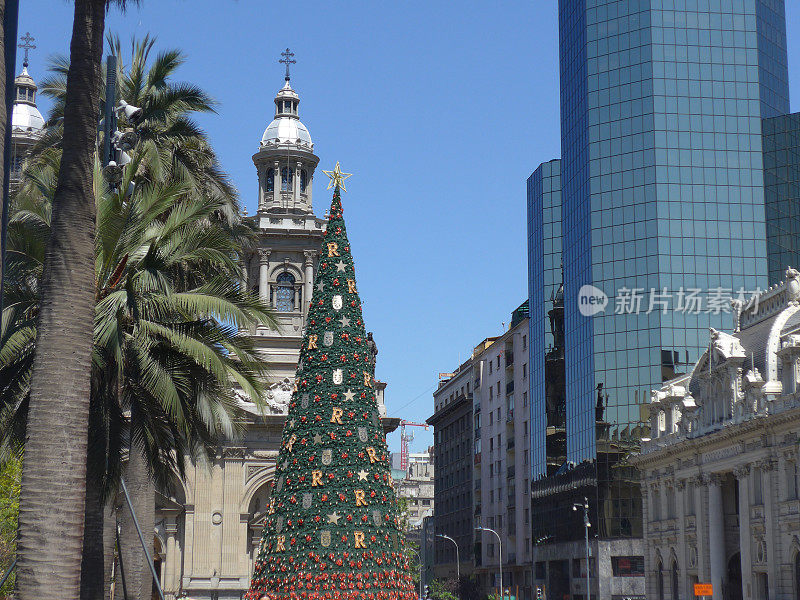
[671,560,679,600]
[726,552,742,600]
[247,480,273,576]
[794,551,800,600]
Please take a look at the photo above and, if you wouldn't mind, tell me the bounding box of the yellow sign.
[694,583,713,596]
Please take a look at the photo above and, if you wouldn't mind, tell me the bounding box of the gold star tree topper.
[322,161,352,192]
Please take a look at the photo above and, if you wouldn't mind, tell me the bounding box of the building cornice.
[631,403,800,468]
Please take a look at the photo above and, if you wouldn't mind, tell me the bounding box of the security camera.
[115,99,143,124]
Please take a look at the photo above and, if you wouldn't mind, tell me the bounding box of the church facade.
[153,66,398,600]
[635,271,800,600]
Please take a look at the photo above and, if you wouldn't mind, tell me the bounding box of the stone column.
[693,475,707,582]
[303,251,315,317]
[294,160,302,209]
[164,519,178,600]
[258,249,271,307]
[734,465,752,600]
[676,479,688,599]
[273,160,280,208]
[760,458,777,600]
[708,474,725,600]
[308,171,314,210]
[241,253,249,293]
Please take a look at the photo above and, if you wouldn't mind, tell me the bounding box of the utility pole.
[573,497,591,600]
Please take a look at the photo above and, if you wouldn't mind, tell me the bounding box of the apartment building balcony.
[506,381,514,395]
[505,352,514,368]
[507,466,515,479]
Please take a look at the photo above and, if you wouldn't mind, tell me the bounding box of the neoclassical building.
[153,67,398,600]
[634,269,800,600]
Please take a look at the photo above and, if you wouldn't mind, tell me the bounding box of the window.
[281,167,293,191]
[787,461,799,500]
[496,356,500,369]
[266,168,275,192]
[489,387,493,400]
[489,361,493,374]
[611,556,645,577]
[523,391,528,407]
[275,272,296,312]
[497,382,501,396]
[535,562,546,580]
[753,467,763,504]
[488,543,494,557]
[522,335,527,350]
[300,169,308,193]
[671,561,679,600]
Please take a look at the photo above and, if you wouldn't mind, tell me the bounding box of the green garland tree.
[246,173,415,600]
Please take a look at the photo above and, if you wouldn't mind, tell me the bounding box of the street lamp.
[573,497,591,600]
[476,526,502,600]
[407,548,423,600]
[436,534,460,596]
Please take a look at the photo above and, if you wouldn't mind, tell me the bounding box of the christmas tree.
[246,166,416,600]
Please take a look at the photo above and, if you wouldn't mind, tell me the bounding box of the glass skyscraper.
[762,112,800,283]
[528,0,790,539]
[527,160,563,480]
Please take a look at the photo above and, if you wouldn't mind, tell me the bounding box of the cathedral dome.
[260,80,313,149]
[261,117,312,147]
[12,66,44,134]
[12,102,44,132]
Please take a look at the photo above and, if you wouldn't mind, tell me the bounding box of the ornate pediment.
[234,377,294,416]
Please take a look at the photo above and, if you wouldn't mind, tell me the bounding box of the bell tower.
[252,49,319,214]
[240,50,326,385]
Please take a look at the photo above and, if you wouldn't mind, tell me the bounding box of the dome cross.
[18,32,35,68]
[279,48,296,82]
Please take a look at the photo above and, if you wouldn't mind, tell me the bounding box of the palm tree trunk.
[104,502,118,600]
[119,444,155,600]
[80,452,106,600]
[15,1,106,598]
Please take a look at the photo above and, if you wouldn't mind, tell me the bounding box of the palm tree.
[37,34,239,223]
[15,2,125,598]
[2,152,274,599]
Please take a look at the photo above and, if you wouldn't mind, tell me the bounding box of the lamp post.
[573,497,591,600]
[408,548,423,600]
[476,526,502,600]
[436,534,460,597]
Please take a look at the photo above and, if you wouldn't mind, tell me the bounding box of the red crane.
[399,420,429,471]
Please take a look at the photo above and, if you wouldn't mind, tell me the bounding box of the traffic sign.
[694,583,713,596]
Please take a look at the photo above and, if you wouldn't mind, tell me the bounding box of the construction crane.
[399,420,429,471]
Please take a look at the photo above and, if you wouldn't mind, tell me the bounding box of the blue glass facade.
[762,112,800,283]
[551,0,788,537]
[527,160,562,480]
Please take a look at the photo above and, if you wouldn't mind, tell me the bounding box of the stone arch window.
[275,271,295,312]
[266,168,274,192]
[281,167,293,192]
[794,551,800,600]
[671,560,679,600]
[300,169,308,193]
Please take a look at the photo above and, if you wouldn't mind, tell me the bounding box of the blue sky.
[20,1,800,453]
